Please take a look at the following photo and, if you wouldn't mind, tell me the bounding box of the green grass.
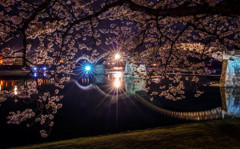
[12,119,240,149]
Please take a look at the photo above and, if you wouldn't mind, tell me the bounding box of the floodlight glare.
[84,65,91,72]
[33,67,37,70]
[113,78,121,88]
[114,53,121,60]
[43,67,47,70]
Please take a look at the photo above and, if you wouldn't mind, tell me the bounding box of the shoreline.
[11,119,240,149]
[0,70,30,76]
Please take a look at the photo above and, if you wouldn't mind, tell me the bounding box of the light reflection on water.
[1,72,240,120]
[0,72,240,148]
[113,77,121,88]
[75,72,240,120]
[14,86,18,95]
[221,87,240,117]
[0,78,51,91]
[0,78,54,103]
[113,72,122,89]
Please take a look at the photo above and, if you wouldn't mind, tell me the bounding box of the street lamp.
[114,53,121,60]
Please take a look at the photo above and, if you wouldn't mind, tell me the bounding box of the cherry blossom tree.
[1,0,240,137]
[1,0,239,67]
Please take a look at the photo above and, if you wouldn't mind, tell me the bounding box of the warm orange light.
[113,72,122,89]
[114,53,121,60]
[14,86,18,95]
[113,78,121,88]
[113,67,123,70]
[0,81,3,91]
[60,59,64,63]
[113,72,122,78]
[0,57,2,64]
[38,79,43,86]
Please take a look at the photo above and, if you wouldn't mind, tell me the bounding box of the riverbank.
[0,65,30,77]
[12,119,240,149]
[0,70,30,76]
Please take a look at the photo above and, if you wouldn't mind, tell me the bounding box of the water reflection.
[0,78,52,91]
[81,77,90,84]
[77,71,144,93]
[0,78,55,102]
[113,78,121,88]
[1,72,240,147]
[14,86,18,95]
[0,79,15,90]
[124,78,146,94]
[75,73,240,121]
[134,90,223,121]
[220,87,240,117]
[113,72,122,89]
[74,71,127,97]
[0,75,65,142]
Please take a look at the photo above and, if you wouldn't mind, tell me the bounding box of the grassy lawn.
[12,119,240,149]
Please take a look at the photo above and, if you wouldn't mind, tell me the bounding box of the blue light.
[33,67,37,71]
[84,65,91,72]
[34,73,37,77]
[43,67,47,70]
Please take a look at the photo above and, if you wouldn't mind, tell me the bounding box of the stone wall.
[94,64,105,75]
[124,61,147,78]
[220,59,240,87]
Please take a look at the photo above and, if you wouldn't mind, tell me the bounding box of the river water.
[0,72,239,148]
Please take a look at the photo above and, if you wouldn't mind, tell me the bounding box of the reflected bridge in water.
[73,73,240,121]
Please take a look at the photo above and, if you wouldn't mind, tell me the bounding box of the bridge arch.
[74,52,110,64]
[95,52,109,64]
[133,91,224,121]
[74,78,224,120]
[75,55,94,64]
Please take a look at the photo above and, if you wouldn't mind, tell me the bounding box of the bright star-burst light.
[114,53,121,60]
[113,78,121,88]
[84,65,91,72]
[74,61,94,80]
[112,72,122,89]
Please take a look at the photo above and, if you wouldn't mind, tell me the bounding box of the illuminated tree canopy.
[0,0,240,101]
[0,0,239,66]
[0,0,240,137]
